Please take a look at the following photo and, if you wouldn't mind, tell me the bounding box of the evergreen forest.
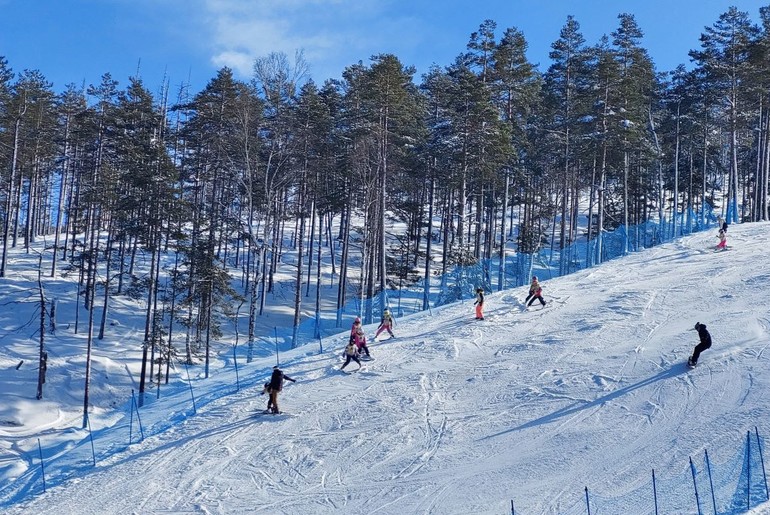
[2,9,770,400]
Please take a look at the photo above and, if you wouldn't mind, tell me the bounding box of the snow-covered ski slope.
[3,223,770,514]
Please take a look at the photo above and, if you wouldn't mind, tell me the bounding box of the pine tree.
[611,13,656,253]
[690,6,759,224]
[540,16,591,268]
[491,26,540,287]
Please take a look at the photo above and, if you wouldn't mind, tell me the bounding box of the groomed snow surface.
[2,223,770,514]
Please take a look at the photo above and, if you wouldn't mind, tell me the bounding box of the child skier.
[266,366,296,414]
[375,308,395,340]
[341,340,362,371]
[261,381,274,412]
[715,228,727,251]
[353,324,372,359]
[688,322,712,367]
[717,215,728,233]
[525,276,547,308]
[474,288,485,320]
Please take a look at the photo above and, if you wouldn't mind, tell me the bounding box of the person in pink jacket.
[715,228,727,251]
[352,324,371,359]
[374,308,395,340]
[350,316,362,337]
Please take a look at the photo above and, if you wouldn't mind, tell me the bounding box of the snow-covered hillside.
[2,223,770,514]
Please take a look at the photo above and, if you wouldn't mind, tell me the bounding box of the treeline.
[2,8,770,402]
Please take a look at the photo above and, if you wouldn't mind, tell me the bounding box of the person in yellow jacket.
[375,308,395,340]
[341,340,362,371]
[525,276,546,308]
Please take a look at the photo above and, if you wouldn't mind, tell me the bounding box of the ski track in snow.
[2,224,770,513]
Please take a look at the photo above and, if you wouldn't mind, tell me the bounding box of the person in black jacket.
[474,288,485,320]
[717,215,728,233]
[688,322,712,367]
[266,366,296,413]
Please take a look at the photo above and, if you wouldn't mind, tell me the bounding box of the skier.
[353,324,371,359]
[717,215,728,233]
[474,288,485,320]
[260,381,275,412]
[688,322,712,367]
[715,228,727,251]
[525,276,547,308]
[374,308,395,340]
[341,340,362,371]
[350,316,362,337]
[266,366,296,414]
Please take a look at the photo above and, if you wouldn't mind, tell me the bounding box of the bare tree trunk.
[336,199,351,326]
[98,226,114,339]
[36,256,47,400]
[1,111,25,277]
[423,171,435,308]
[51,114,73,277]
[291,174,307,348]
[81,205,99,426]
[314,209,323,339]
[305,199,316,297]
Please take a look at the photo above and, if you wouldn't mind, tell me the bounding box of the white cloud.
[201,0,395,81]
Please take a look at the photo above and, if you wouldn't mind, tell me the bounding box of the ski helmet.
[532,276,538,281]
[354,316,361,324]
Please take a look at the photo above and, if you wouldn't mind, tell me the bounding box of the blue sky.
[0,0,763,94]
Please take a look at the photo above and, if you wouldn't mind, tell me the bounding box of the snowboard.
[256,410,292,416]
[687,359,697,369]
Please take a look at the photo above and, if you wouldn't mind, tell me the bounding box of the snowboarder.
[341,340,362,371]
[715,228,727,251]
[525,276,547,308]
[266,366,296,413]
[688,322,712,367]
[375,308,395,340]
[474,288,485,320]
[352,324,371,359]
